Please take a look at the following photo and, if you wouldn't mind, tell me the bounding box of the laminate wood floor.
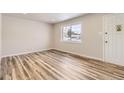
[1,49,124,80]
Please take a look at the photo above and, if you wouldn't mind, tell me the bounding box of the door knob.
[105,41,108,43]
[105,32,108,34]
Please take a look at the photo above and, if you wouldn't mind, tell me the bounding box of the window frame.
[61,22,82,43]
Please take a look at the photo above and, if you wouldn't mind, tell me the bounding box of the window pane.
[71,24,81,41]
[62,24,81,42]
[63,26,71,41]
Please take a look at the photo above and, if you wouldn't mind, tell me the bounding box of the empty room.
[0,13,124,80]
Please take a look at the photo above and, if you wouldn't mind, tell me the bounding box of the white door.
[104,14,124,66]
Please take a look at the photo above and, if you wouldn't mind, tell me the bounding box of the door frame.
[103,13,124,64]
[102,13,113,62]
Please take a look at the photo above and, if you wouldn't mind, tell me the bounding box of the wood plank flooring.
[1,49,124,80]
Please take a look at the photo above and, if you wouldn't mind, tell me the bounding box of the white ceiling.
[3,13,86,24]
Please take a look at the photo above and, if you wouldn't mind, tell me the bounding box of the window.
[62,24,81,42]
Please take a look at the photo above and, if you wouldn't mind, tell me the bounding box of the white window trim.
[61,22,82,43]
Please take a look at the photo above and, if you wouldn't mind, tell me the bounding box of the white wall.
[2,16,53,57]
[53,14,104,60]
[1,14,105,61]
[0,14,1,60]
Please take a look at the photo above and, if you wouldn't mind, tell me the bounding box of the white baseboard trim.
[1,48,103,62]
[1,48,52,58]
[2,48,123,67]
[53,49,124,66]
[52,48,104,62]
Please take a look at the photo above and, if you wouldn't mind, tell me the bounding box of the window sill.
[61,40,82,44]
